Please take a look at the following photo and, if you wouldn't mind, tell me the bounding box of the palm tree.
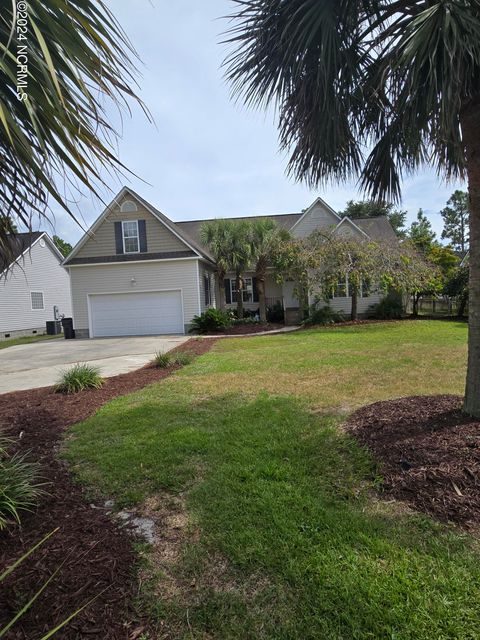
[225,1,480,416]
[250,218,290,321]
[200,219,233,309]
[228,220,253,319]
[0,1,146,265]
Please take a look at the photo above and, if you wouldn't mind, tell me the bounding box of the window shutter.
[114,221,124,254]
[138,219,147,252]
[224,279,231,304]
[253,277,259,303]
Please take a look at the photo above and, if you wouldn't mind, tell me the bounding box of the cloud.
[41,0,465,244]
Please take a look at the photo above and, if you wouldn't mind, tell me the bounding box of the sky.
[46,0,465,245]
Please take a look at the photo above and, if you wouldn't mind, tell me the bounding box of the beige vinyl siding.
[292,202,339,238]
[76,198,188,259]
[69,259,200,334]
[0,239,71,334]
[328,292,382,316]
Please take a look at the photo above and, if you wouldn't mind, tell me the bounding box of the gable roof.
[333,216,370,238]
[353,216,398,242]
[176,213,302,247]
[290,196,341,232]
[64,187,215,265]
[0,231,44,272]
[0,231,65,278]
[64,190,398,266]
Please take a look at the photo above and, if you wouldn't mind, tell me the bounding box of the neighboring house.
[64,187,397,337]
[0,232,72,340]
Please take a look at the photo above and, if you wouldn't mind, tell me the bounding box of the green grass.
[65,321,479,639]
[0,333,61,350]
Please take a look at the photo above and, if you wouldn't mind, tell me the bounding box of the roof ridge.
[175,212,302,224]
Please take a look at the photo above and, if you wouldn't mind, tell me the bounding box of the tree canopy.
[440,190,469,253]
[52,235,73,258]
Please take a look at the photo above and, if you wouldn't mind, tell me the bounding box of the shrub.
[173,351,195,366]
[304,305,344,325]
[0,435,43,530]
[368,291,404,319]
[152,351,171,368]
[189,308,232,333]
[56,363,104,394]
[266,301,285,323]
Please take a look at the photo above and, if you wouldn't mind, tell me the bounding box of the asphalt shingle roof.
[175,213,397,250]
[0,231,43,272]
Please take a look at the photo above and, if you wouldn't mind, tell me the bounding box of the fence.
[407,296,461,316]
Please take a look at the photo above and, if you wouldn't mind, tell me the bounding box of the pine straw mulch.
[347,395,480,529]
[0,338,215,640]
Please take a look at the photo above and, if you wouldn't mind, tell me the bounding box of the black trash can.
[61,317,76,340]
[46,320,61,335]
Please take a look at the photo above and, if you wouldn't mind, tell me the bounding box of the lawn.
[0,333,61,350]
[65,320,478,639]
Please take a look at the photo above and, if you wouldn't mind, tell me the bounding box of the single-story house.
[63,187,397,337]
[0,232,72,340]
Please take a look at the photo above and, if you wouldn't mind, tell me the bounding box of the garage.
[89,290,184,337]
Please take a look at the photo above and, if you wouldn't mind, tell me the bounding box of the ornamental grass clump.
[56,363,104,394]
[0,435,44,530]
[152,351,172,368]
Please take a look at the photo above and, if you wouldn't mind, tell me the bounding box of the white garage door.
[89,290,183,337]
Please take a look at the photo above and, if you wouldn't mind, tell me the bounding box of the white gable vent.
[120,200,138,213]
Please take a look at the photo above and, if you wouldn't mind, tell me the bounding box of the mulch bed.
[347,395,480,528]
[205,322,284,335]
[0,338,215,640]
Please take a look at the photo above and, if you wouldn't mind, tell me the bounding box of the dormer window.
[120,200,138,213]
[122,220,140,253]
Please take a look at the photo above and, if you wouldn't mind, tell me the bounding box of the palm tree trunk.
[461,100,480,416]
[351,287,358,321]
[257,272,267,322]
[236,273,244,319]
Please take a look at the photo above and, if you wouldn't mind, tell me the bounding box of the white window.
[204,274,212,306]
[120,200,138,213]
[122,220,139,254]
[31,291,44,310]
[331,276,371,298]
[333,276,349,298]
[230,277,254,303]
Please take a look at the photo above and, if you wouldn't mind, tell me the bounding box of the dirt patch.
[0,338,215,640]
[204,322,283,335]
[347,395,480,528]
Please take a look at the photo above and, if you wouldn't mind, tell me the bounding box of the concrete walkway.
[0,335,188,394]
[201,325,301,339]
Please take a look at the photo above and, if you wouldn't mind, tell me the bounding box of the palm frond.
[0,0,149,264]
[224,0,480,201]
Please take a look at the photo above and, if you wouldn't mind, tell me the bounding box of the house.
[0,232,72,340]
[64,187,397,337]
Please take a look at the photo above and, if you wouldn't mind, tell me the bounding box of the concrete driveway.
[0,335,188,394]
